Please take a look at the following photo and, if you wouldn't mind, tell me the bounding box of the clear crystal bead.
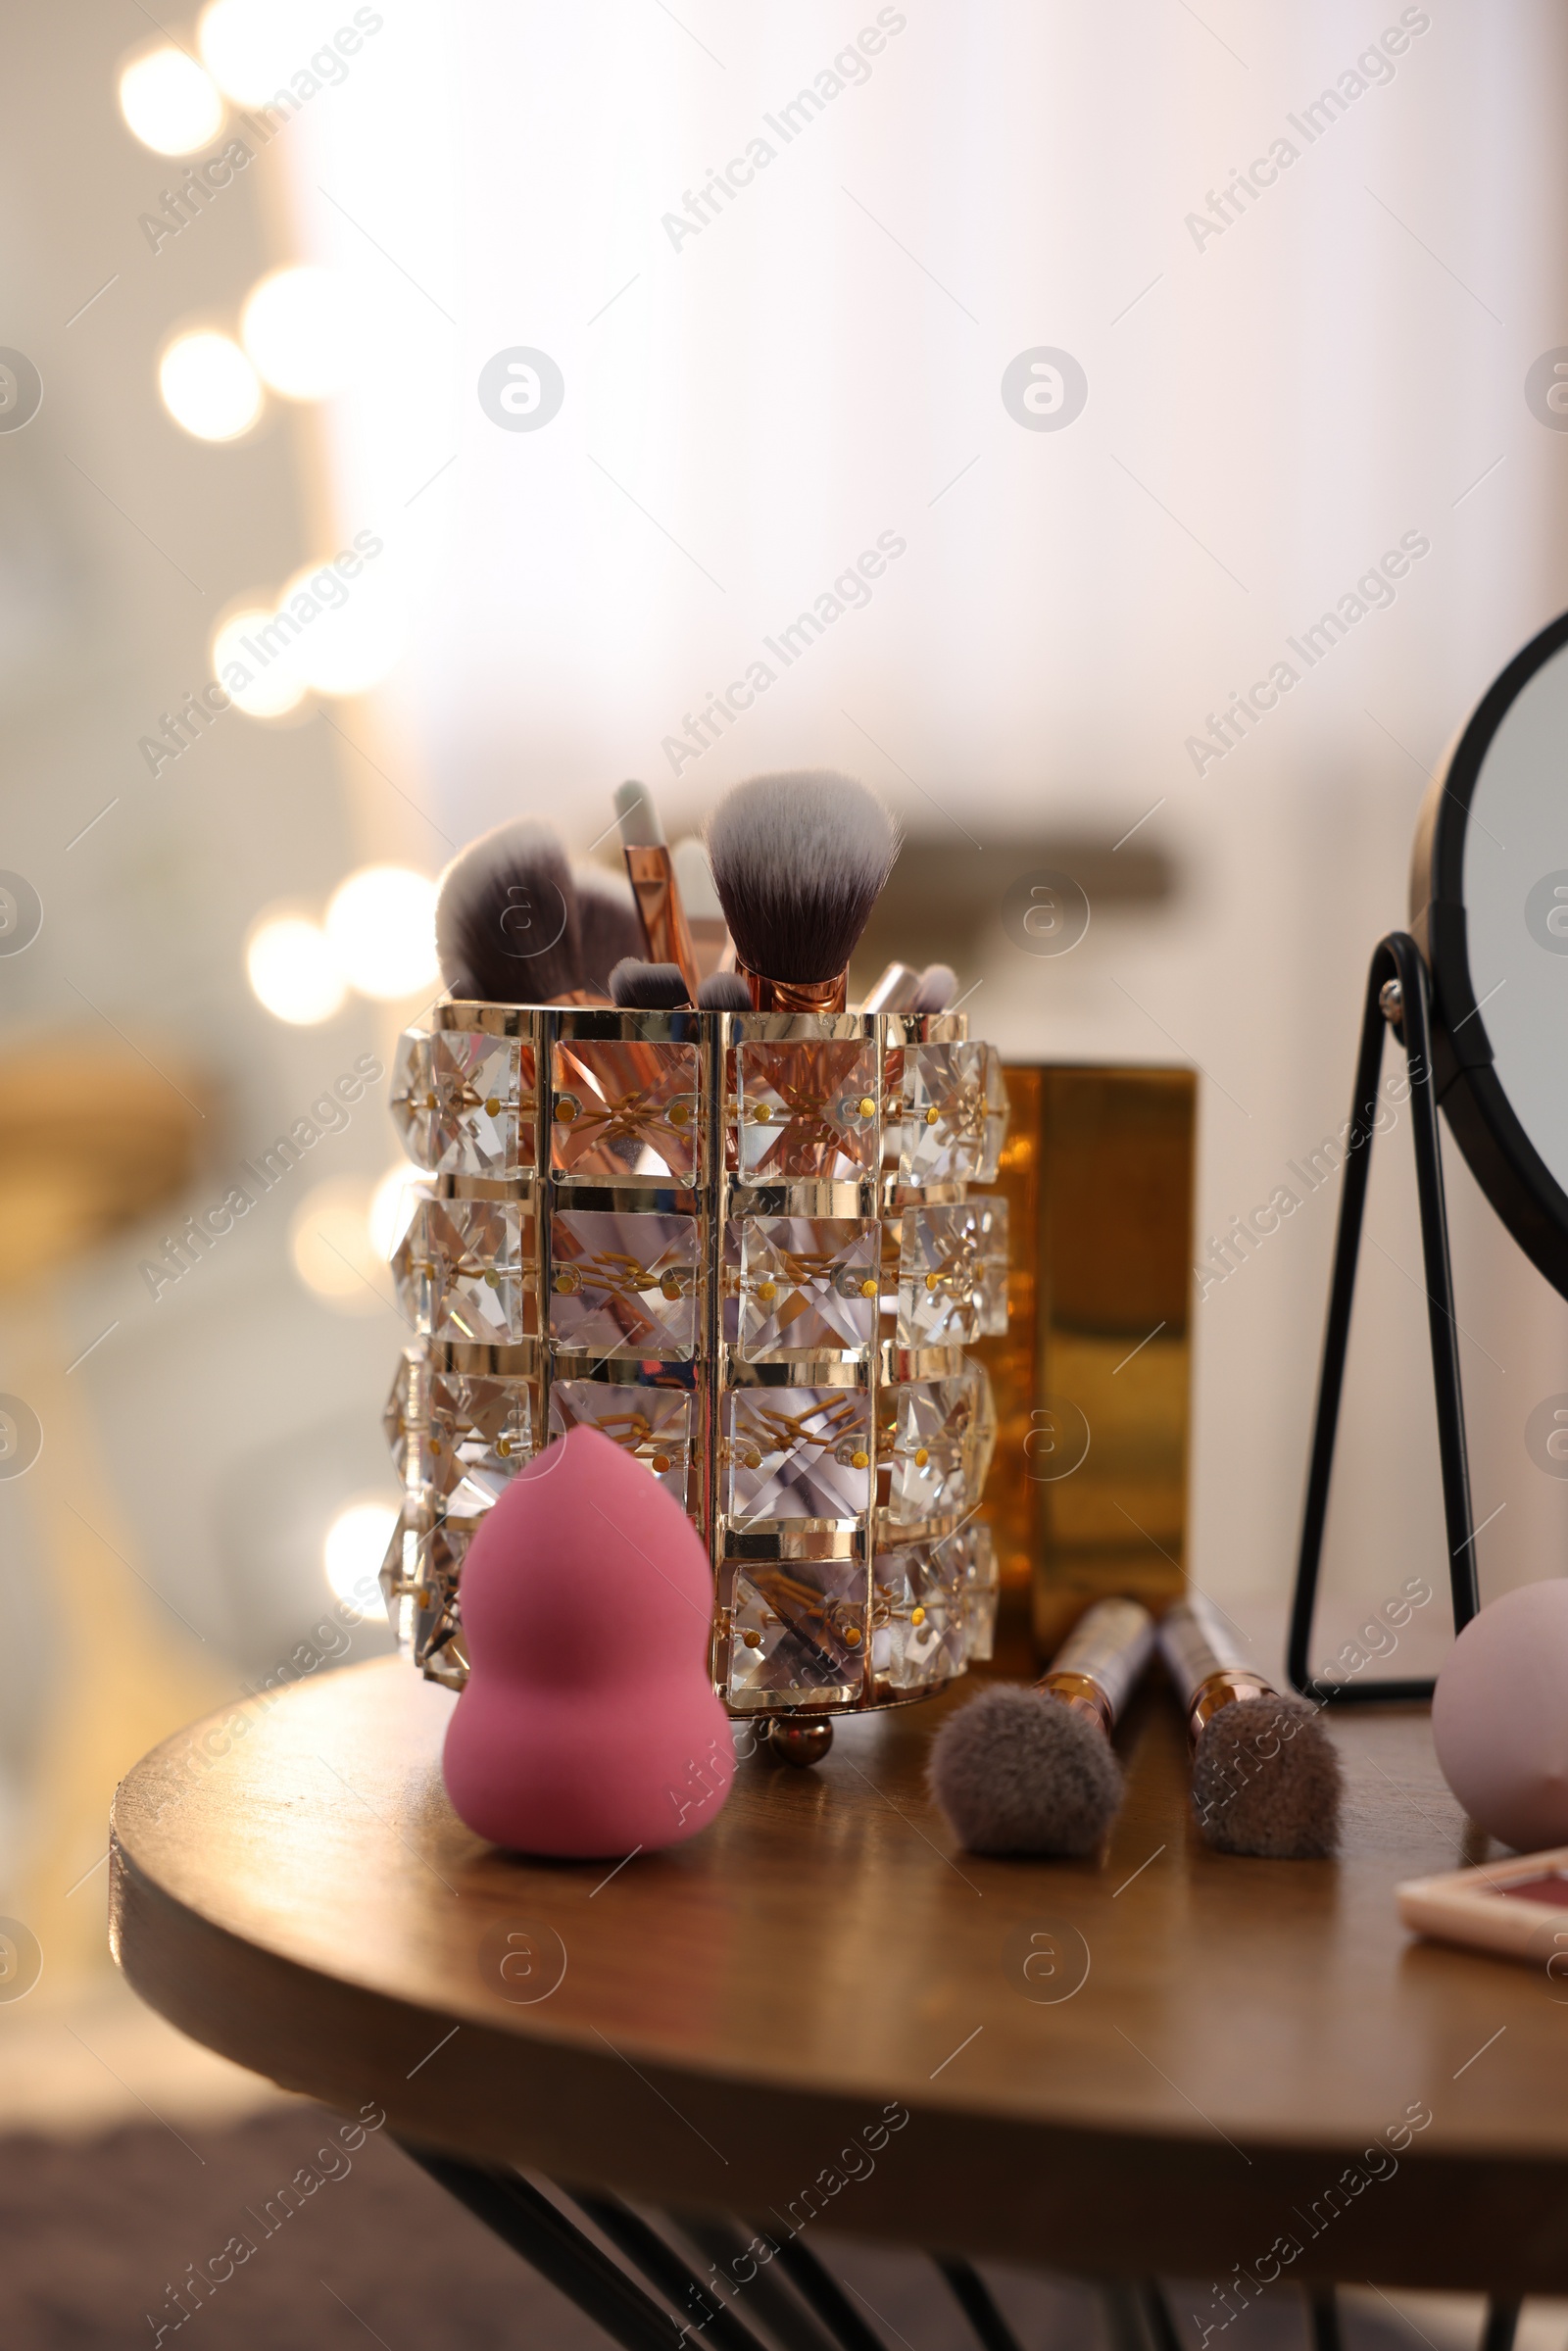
[720,1554,869,1705]
[549,1208,700,1358]
[547,1378,695,1511]
[900,1042,987,1186]
[551,1038,702,1184]
[727,1215,879,1359]
[722,1385,871,1523]
[735,1040,878,1180]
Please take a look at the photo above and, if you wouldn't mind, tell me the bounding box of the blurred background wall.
[2,0,1567,2060]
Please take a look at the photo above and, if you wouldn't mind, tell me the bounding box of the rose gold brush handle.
[736,968,848,1013]
[1038,1597,1155,1736]
[1158,1595,1275,1742]
[612,782,703,1003]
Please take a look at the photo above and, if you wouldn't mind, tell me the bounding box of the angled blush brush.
[1158,1595,1342,1859]
[926,1597,1155,1856]
[704,769,901,1013]
[434,818,587,1004]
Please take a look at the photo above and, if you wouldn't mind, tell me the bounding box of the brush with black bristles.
[435,818,595,1004]
[574,865,644,998]
[704,770,900,1013]
[927,1598,1154,1856]
[697,971,752,1010]
[1158,1595,1342,1860]
[610,958,691,1009]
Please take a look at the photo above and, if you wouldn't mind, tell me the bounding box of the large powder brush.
[704,769,900,1012]
[435,818,583,1004]
[927,1598,1154,1856]
[1158,1595,1342,1859]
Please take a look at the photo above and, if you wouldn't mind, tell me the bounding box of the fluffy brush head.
[574,865,643,995]
[913,963,958,1014]
[1193,1692,1342,1859]
[609,958,691,1009]
[697,971,752,1010]
[435,819,580,1004]
[704,770,900,986]
[926,1686,1124,1857]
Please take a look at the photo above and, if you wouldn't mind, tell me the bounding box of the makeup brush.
[610,958,691,1010]
[704,770,900,1014]
[710,770,903,1010]
[913,962,958,1014]
[574,865,644,997]
[435,818,585,1004]
[697,972,752,1010]
[613,782,703,1004]
[860,961,923,1014]
[926,1597,1154,1856]
[1158,1595,1342,1859]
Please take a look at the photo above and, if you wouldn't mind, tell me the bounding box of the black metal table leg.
[671,2213,845,2351]
[1307,2286,1342,2351]
[397,2143,683,2351]
[762,2231,887,2351]
[935,2255,1028,2351]
[572,2191,771,2351]
[1482,2301,1521,2351]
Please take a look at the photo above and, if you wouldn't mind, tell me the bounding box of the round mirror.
[1411,609,1568,1298]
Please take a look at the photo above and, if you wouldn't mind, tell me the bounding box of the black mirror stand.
[1286,931,1481,1702]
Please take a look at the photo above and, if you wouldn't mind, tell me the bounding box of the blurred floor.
[0,1997,1559,2351]
[0,2084,1420,2351]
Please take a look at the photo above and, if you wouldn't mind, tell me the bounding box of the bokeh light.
[198,0,326,106]
[324,865,438,1000]
[288,1178,382,1311]
[323,1496,395,1619]
[369,1162,427,1259]
[245,912,345,1024]
[212,606,308,718]
[241,266,355,401]
[284,561,402,697]
[159,329,263,441]
[118,46,224,154]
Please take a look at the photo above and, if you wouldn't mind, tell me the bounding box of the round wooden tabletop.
[111,1657,1568,2293]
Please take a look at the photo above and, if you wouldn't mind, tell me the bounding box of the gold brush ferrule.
[1186,1667,1276,1744]
[737,966,848,1014]
[1038,1668,1114,1738]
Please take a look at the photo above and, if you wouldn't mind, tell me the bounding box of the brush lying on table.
[705,770,900,1013]
[927,1597,1155,1855]
[1158,1595,1341,1859]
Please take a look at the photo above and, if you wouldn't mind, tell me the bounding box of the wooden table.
[111,1658,1568,2299]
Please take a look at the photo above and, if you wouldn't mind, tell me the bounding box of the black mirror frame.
[1410,605,1568,1303]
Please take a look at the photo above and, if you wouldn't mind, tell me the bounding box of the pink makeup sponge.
[1432,1581,1568,1851]
[441,1425,733,1858]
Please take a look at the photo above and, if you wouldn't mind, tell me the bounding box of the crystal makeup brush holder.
[378,1004,1009,1724]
